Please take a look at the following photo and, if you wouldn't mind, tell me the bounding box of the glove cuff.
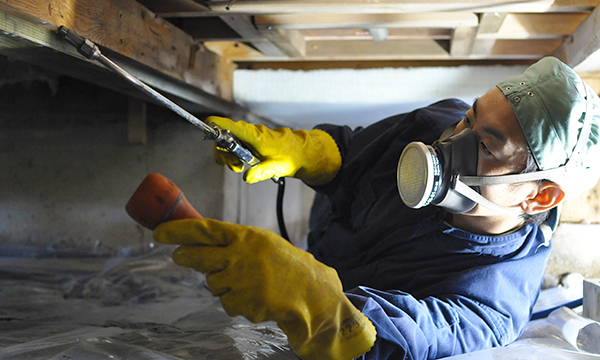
[298,129,342,186]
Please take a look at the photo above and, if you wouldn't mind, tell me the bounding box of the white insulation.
[234,65,528,128]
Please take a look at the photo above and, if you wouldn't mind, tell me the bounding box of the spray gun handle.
[209,124,281,183]
[209,124,261,167]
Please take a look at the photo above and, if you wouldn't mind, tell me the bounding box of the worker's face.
[452,86,537,216]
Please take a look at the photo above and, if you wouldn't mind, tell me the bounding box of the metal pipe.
[56,26,261,166]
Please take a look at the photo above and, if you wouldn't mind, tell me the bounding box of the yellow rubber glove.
[153,218,376,360]
[208,116,342,185]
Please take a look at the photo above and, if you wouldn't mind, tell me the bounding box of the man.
[153,57,600,359]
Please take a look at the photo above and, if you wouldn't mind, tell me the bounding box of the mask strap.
[460,167,566,186]
[454,179,525,218]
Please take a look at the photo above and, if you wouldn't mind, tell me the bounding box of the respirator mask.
[397,127,479,214]
[397,126,529,217]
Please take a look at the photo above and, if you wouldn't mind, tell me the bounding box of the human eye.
[464,116,472,127]
[480,141,492,155]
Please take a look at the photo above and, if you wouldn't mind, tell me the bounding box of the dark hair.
[519,148,552,226]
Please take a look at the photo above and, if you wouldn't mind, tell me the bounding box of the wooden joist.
[0,0,234,101]
[553,2,600,68]
[155,0,557,16]
[254,13,479,30]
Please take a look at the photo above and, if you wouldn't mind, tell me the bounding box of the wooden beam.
[219,14,288,57]
[301,28,452,40]
[450,26,477,57]
[259,28,306,58]
[550,0,600,12]
[305,39,451,60]
[179,17,243,41]
[487,39,564,55]
[0,0,234,100]
[471,12,506,57]
[202,0,557,15]
[0,1,267,123]
[204,41,269,61]
[136,0,209,13]
[494,13,589,38]
[477,12,507,35]
[254,13,479,30]
[553,4,600,68]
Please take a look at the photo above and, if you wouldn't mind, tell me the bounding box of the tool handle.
[210,125,261,166]
[126,173,202,230]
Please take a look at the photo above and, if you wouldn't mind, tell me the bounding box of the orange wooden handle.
[125,173,202,230]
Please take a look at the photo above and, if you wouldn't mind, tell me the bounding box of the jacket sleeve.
[347,289,504,360]
[346,238,551,360]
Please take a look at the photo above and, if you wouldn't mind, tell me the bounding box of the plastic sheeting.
[444,307,600,359]
[1,245,599,360]
[0,246,297,360]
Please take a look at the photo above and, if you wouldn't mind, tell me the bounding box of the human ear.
[521,181,565,214]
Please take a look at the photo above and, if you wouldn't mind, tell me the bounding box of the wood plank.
[479,38,564,56]
[477,12,507,34]
[204,41,268,61]
[450,26,477,56]
[208,38,556,62]
[0,0,234,100]
[301,28,452,40]
[255,13,479,30]
[553,3,600,68]
[197,0,557,15]
[259,28,306,58]
[471,39,499,56]
[472,12,506,58]
[179,17,243,41]
[305,39,451,59]
[550,0,600,11]
[219,14,288,57]
[136,0,208,13]
[494,13,590,37]
[0,1,268,124]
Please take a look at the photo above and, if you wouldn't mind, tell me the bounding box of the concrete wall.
[0,75,225,255]
[0,66,314,256]
[222,171,315,248]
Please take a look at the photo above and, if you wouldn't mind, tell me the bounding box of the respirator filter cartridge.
[397,142,442,209]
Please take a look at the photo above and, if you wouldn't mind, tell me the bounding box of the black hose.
[276,178,290,242]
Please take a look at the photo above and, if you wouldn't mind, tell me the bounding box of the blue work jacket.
[307,99,551,359]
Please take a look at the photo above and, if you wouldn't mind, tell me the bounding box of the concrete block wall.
[0,69,314,256]
[0,76,226,255]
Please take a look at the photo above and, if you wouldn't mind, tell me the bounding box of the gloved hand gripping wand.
[58,26,290,241]
[56,26,260,167]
